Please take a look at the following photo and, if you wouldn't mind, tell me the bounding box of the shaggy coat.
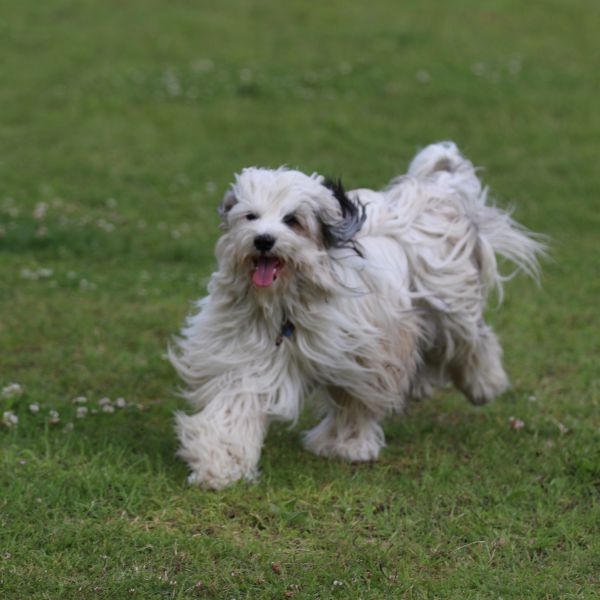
[170,142,542,489]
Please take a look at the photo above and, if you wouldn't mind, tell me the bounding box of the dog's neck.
[211,256,345,346]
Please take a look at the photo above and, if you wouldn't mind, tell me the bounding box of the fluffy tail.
[408,142,546,300]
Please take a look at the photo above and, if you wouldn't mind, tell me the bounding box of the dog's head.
[215,168,365,293]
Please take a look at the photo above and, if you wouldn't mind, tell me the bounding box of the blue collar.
[275,319,295,346]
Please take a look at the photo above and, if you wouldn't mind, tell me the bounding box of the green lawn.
[1,0,599,597]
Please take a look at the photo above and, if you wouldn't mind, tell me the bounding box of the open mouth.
[251,255,283,287]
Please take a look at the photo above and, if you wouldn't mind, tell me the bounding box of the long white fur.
[170,142,543,489]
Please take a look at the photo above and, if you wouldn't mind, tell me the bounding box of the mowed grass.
[1,0,599,597]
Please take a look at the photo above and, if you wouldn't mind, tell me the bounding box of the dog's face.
[216,168,365,292]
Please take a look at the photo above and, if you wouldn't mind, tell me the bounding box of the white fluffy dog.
[170,142,542,489]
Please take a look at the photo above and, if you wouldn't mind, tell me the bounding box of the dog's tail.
[408,141,546,300]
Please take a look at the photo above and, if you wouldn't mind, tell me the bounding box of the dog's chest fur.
[247,284,420,414]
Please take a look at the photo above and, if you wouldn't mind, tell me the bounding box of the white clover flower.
[98,397,111,406]
[96,219,115,233]
[73,396,87,404]
[48,409,60,424]
[2,383,23,398]
[79,278,97,290]
[472,62,486,76]
[29,403,40,413]
[102,405,115,414]
[416,69,431,83]
[2,411,18,427]
[507,56,522,75]
[76,406,88,419]
[239,68,253,83]
[19,268,52,280]
[189,57,214,73]
[162,69,182,97]
[33,202,49,219]
[114,397,127,409]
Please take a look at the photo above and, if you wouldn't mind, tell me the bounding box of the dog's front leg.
[176,392,267,489]
[303,387,386,462]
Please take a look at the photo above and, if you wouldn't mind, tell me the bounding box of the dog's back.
[371,142,545,402]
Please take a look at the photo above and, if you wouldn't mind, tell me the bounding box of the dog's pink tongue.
[253,256,279,287]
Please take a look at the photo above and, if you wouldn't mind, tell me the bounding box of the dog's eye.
[245,213,258,221]
[283,213,300,228]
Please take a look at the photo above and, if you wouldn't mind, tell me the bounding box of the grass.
[1,0,599,597]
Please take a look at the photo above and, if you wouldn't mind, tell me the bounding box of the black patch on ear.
[218,189,238,224]
[321,178,366,256]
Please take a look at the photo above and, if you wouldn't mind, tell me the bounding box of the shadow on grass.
[258,390,544,488]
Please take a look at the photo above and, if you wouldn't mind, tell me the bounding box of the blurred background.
[2,0,597,404]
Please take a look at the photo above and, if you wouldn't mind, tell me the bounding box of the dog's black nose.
[254,234,276,253]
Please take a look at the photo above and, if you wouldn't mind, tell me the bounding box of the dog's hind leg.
[450,322,509,406]
[303,387,385,462]
[176,393,268,489]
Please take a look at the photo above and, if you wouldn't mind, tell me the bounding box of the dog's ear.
[218,189,238,227]
[320,178,366,254]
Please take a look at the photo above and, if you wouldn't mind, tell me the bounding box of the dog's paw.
[176,411,262,490]
[186,461,259,490]
[183,444,261,489]
[303,417,385,462]
[464,368,510,406]
[409,377,434,402]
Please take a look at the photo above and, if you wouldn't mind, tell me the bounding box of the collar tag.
[275,320,295,346]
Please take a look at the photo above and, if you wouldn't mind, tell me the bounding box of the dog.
[170,142,543,489]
